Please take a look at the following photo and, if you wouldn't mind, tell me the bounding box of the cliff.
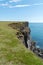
[8,22,31,48]
[0,21,43,65]
[8,22,43,58]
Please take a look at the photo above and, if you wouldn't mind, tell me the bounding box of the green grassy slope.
[0,22,43,65]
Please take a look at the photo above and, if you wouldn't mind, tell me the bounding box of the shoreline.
[8,22,43,59]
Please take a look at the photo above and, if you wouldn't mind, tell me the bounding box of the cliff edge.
[0,22,43,65]
[9,22,43,58]
[8,22,31,48]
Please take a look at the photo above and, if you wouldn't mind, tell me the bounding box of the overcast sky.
[0,0,43,23]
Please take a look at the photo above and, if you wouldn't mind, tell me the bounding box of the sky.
[0,0,43,23]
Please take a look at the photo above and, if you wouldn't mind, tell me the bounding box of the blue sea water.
[29,23,43,49]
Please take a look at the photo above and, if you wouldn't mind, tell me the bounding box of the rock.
[16,32,20,35]
[30,41,36,51]
[27,40,31,49]
[8,22,43,59]
[8,22,35,50]
[38,49,43,58]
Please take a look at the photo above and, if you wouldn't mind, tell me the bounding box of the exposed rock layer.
[8,22,31,48]
[8,22,43,58]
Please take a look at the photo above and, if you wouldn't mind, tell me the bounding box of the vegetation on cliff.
[0,22,43,65]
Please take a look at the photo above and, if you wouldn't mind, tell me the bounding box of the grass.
[0,22,43,65]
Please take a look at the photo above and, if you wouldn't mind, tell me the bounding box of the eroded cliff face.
[8,22,43,58]
[8,22,31,48]
[8,22,29,30]
[8,22,37,50]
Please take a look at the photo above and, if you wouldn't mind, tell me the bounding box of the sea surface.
[29,23,43,49]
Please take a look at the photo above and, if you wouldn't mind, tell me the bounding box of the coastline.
[9,22,43,58]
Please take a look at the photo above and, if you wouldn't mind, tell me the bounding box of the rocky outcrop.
[8,22,31,48]
[8,22,43,58]
[8,22,36,49]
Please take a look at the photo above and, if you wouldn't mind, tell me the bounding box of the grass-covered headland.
[0,22,43,65]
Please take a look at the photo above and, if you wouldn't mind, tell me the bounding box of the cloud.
[0,2,43,8]
[9,3,43,8]
[8,3,43,8]
[33,3,43,6]
[9,4,31,8]
[0,2,9,7]
[9,0,21,3]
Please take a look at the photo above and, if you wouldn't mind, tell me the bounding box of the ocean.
[29,23,43,49]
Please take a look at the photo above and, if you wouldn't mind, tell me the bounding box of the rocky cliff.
[8,22,43,58]
[8,22,31,48]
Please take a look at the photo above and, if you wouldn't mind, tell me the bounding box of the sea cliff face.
[8,22,36,49]
[8,22,43,58]
[8,22,31,48]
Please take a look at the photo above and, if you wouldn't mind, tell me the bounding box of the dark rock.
[16,32,20,35]
[17,35,23,39]
[22,31,28,48]
[30,41,36,50]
